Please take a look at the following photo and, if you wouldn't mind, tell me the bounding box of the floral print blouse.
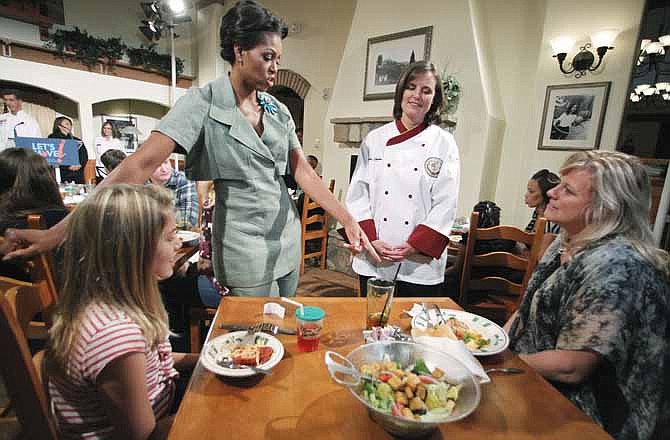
[509,236,669,440]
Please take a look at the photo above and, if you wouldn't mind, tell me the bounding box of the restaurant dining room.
[1,0,669,439]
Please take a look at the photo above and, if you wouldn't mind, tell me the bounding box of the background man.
[150,158,199,228]
[0,89,42,150]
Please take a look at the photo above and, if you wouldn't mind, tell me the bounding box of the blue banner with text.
[14,137,80,166]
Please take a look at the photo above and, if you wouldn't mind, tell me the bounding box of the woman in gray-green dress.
[4,0,378,297]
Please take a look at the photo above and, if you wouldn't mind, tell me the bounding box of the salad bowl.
[335,341,481,438]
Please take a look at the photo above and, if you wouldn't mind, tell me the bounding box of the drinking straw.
[379,263,401,327]
[281,297,304,315]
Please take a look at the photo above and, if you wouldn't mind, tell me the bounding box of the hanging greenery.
[442,72,462,115]
[126,44,184,77]
[45,27,184,77]
[46,27,126,68]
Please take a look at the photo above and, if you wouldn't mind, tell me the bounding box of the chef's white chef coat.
[0,110,42,150]
[346,121,460,285]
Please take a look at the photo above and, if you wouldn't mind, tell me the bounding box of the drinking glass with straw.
[365,264,400,329]
[282,298,325,352]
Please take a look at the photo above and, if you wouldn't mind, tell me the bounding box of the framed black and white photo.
[363,26,433,101]
[538,82,611,151]
[103,116,138,153]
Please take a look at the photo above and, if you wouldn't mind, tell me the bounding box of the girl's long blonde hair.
[559,151,669,278]
[46,184,174,371]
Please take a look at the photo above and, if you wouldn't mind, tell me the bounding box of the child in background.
[44,184,197,439]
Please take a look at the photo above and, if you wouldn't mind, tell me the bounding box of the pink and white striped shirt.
[48,302,178,439]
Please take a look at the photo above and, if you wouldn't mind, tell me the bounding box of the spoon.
[216,355,273,376]
[484,367,525,375]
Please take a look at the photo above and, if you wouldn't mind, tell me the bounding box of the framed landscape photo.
[363,26,433,101]
[538,82,611,151]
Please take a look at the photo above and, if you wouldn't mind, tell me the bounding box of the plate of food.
[201,331,284,377]
[176,230,199,247]
[411,309,508,356]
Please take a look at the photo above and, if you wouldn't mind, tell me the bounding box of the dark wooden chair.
[300,179,335,275]
[0,277,59,439]
[458,211,546,324]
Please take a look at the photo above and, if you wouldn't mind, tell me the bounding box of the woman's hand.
[371,240,404,262]
[2,227,63,260]
[69,165,82,171]
[342,220,381,263]
[389,242,417,259]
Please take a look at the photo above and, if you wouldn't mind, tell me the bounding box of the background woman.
[45,184,197,439]
[346,61,460,297]
[94,121,124,181]
[506,151,669,440]
[5,0,378,297]
[0,148,67,280]
[524,169,561,234]
[48,116,88,184]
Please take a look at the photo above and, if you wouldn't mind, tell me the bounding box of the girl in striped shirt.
[45,184,197,439]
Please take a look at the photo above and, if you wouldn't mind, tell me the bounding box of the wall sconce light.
[550,29,620,78]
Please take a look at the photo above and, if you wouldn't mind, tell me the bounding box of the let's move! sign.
[14,137,80,166]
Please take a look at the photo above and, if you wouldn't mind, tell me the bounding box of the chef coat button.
[387,163,391,167]
[421,143,426,147]
[408,194,412,199]
[383,218,388,222]
[384,190,389,195]
[414,167,418,171]
[404,221,409,225]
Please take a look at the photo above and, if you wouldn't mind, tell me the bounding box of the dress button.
[385,190,389,195]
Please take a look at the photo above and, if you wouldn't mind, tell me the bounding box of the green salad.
[358,357,461,421]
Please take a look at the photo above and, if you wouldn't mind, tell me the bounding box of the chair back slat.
[0,282,59,439]
[458,211,546,323]
[300,179,335,274]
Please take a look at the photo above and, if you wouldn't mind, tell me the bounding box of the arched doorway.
[267,85,304,142]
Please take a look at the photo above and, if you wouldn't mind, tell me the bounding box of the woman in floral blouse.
[506,151,669,440]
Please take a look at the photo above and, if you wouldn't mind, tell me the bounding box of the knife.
[219,323,297,335]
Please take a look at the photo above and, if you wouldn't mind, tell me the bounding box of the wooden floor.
[296,267,358,297]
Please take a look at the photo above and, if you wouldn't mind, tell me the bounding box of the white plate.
[176,230,199,247]
[448,235,462,243]
[411,309,509,356]
[200,331,284,377]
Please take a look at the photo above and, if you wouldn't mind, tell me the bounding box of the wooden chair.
[0,278,59,439]
[457,211,546,324]
[300,179,335,275]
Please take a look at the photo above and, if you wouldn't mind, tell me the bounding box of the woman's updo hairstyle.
[219,0,288,64]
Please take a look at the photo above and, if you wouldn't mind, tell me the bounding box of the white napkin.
[413,336,490,384]
[263,302,285,319]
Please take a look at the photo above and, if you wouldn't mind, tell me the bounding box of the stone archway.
[275,69,310,99]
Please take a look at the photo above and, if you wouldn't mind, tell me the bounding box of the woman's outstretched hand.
[2,228,61,260]
[342,220,381,263]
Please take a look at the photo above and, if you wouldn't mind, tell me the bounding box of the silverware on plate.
[219,323,297,335]
[484,367,525,375]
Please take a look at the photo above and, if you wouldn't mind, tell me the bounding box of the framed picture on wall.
[103,116,138,153]
[363,26,433,101]
[538,82,611,151]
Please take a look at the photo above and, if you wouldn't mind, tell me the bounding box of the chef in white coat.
[0,89,42,151]
[346,61,460,297]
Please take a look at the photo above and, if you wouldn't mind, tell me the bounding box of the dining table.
[167,297,612,440]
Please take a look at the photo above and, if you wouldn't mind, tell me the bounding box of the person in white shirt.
[0,89,42,150]
[94,121,125,181]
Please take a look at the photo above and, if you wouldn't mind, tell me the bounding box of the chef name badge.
[424,157,443,178]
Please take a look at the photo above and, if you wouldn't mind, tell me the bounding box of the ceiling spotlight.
[139,19,163,41]
[141,2,161,19]
[167,0,185,15]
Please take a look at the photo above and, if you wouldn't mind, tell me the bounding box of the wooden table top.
[168,297,611,440]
